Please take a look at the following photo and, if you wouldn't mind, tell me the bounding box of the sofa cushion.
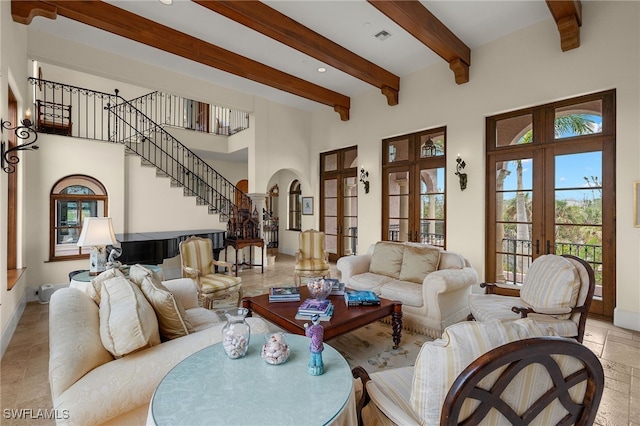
[99,276,161,357]
[347,272,395,293]
[410,318,553,425]
[399,244,440,283]
[369,241,404,279]
[520,255,580,319]
[185,308,220,332]
[380,280,423,307]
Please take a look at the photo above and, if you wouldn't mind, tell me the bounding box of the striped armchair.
[294,229,330,285]
[468,254,595,342]
[179,236,242,309]
[352,319,603,426]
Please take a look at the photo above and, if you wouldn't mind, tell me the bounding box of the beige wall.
[309,1,640,330]
[1,0,31,354]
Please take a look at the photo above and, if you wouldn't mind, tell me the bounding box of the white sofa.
[337,242,478,338]
[50,272,269,425]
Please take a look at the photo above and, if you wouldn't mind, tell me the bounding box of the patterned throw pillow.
[369,241,404,279]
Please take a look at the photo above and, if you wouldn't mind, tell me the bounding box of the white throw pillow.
[398,245,441,283]
[369,241,404,279]
[73,268,126,305]
[99,276,161,357]
[128,264,194,340]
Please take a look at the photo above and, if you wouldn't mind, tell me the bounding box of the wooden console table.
[224,238,264,276]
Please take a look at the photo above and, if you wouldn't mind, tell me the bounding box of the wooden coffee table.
[242,286,403,348]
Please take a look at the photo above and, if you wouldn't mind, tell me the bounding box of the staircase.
[28,77,251,221]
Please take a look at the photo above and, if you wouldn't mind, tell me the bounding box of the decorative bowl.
[307,279,332,300]
[261,333,290,365]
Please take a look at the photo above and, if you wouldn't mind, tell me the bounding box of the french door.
[320,147,358,262]
[382,128,446,247]
[486,90,615,318]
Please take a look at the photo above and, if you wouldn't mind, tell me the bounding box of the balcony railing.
[499,238,603,292]
[388,224,444,247]
[127,91,249,136]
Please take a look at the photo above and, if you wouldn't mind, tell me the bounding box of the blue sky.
[501,114,603,201]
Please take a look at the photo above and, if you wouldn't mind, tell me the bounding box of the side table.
[148,334,356,426]
[224,238,264,276]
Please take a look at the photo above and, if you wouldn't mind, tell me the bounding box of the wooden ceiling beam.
[11,0,351,121]
[367,0,471,85]
[193,0,400,106]
[546,0,582,51]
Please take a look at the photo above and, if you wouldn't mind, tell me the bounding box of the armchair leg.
[236,288,243,307]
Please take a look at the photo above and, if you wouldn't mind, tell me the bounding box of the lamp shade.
[77,217,118,247]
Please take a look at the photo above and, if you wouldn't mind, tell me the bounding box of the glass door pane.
[342,176,358,255]
[494,157,534,284]
[419,167,445,246]
[323,177,338,256]
[387,170,410,242]
[553,151,603,300]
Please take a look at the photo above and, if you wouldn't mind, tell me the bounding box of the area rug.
[210,292,432,373]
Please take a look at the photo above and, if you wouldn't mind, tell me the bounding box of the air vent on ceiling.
[374,30,392,41]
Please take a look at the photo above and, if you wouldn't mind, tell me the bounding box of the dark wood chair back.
[441,337,604,426]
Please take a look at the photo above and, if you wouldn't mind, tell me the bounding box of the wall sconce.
[1,115,39,174]
[360,167,370,194]
[77,217,120,275]
[455,155,467,191]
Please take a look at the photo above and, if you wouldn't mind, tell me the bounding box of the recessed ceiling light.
[159,0,173,5]
[317,67,327,73]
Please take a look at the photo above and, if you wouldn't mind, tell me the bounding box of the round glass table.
[148,334,356,426]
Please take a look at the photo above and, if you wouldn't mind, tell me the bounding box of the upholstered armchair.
[179,236,243,308]
[294,229,330,285]
[468,254,595,342]
[351,319,603,426]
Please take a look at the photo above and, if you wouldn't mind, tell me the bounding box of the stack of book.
[324,278,346,296]
[268,286,301,303]
[344,290,381,307]
[295,298,334,321]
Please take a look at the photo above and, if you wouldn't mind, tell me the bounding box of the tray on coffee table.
[242,285,403,348]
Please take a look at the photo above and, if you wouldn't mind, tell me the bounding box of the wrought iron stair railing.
[28,77,250,219]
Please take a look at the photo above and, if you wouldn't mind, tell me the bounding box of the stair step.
[156,170,169,178]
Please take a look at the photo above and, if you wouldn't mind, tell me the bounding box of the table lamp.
[77,217,119,275]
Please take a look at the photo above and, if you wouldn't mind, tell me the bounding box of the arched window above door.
[50,175,108,260]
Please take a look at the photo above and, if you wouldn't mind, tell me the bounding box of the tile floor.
[1,254,639,425]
